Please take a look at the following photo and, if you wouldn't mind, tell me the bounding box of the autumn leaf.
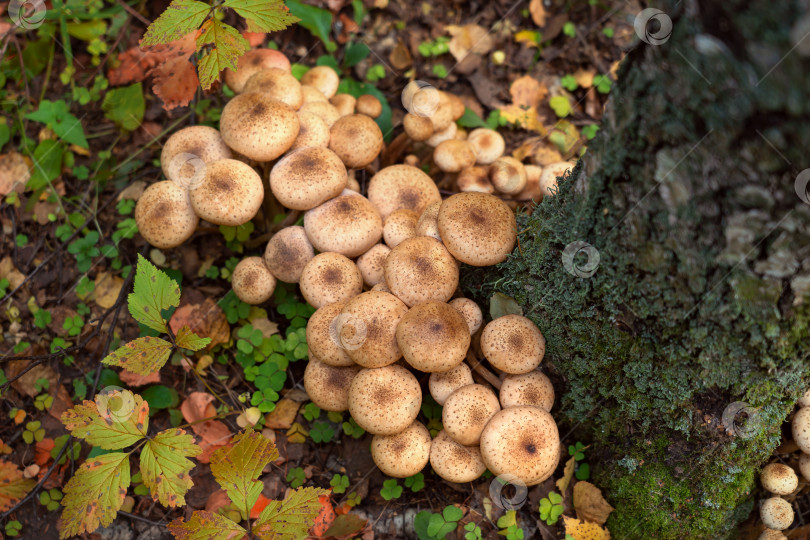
[573,481,615,526]
[253,486,331,539]
[152,55,200,110]
[102,336,173,375]
[176,325,212,351]
[562,515,611,540]
[196,18,250,90]
[223,0,300,32]
[61,390,148,450]
[170,297,231,350]
[140,428,202,508]
[129,254,181,333]
[0,461,36,511]
[167,510,246,540]
[142,0,211,46]
[556,456,576,495]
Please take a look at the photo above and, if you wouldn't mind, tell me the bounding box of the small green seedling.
[39,488,63,511]
[405,472,425,492]
[5,521,22,537]
[330,473,349,494]
[23,420,45,444]
[380,478,402,500]
[414,505,463,540]
[539,491,564,525]
[309,421,335,443]
[464,522,482,540]
[497,510,524,539]
[286,466,306,489]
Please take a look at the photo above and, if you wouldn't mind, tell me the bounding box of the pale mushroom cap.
[356,94,382,118]
[500,371,554,411]
[760,463,798,495]
[160,126,232,188]
[434,140,476,173]
[792,406,810,453]
[539,161,575,197]
[264,225,314,283]
[301,84,328,103]
[329,114,384,169]
[291,111,330,150]
[481,315,546,374]
[304,193,383,258]
[457,166,495,194]
[299,252,363,309]
[479,406,560,486]
[242,68,304,109]
[442,384,501,446]
[429,429,487,483]
[301,65,340,98]
[299,100,341,128]
[430,99,455,131]
[220,93,299,161]
[437,192,517,266]
[232,257,277,305]
[346,174,361,192]
[348,364,422,435]
[760,497,794,530]
[397,301,470,373]
[448,298,483,335]
[224,48,291,93]
[135,181,199,249]
[444,93,466,120]
[368,165,441,220]
[383,209,419,248]
[384,236,459,307]
[356,244,391,287]
[758,529,788,540]
[403,113,434,141]
[515,164,544,202]
[337,291,408,368]
[467,129,505,165]
[372,281,391,293]
[429,363,474,405]
[798,388,810,407]
[371,421,431,478]
[330,94,356,116]
[270,146,347,210]
[426,121,457,148]
[416,201,442,241]
[189,159,263,226]
[306,302,354,367]
[799,453,810,482]
[490,157,528,195]
[304,356,362,412]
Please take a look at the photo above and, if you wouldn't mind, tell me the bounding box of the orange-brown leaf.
[0,461,36,511]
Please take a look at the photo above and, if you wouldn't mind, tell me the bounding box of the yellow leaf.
[101,336,173,376]
[573,481,615,526]
[61,389,149,450]
[447,24,494,62]
[499,105,547,133]
[168,510,246,540]
[91,272,124,309]
[573,68,596,88]
[264,398,302,430]
[286,422,308,444]
[563,515,611,540]
[514,30,541,47]
[509,75,548,108]
[556,456,576,494]
[140,428,201,508]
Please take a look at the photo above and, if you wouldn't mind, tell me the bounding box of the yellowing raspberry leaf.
[142,0,211,46]
[0,461,36,511]
[562,515,611,540]
[196,18,250,90]
[211,430,279,518]
[253,486,330,539]
[102,336,173,375]
[129,254,181,333]
[61,390,148,449]
[168,510,246,539]
[223,0,300,32]
[176,325,211,351]
[140,428,202,508]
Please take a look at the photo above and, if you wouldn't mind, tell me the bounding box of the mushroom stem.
[260,161,284,228]
[466,350,502,390]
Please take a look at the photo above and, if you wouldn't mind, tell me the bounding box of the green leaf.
[223,0,300,32]
[25,100,88,148]
[196,18,250,90]
[175,326,211,351]
[59,452,130,538]
[456,107,488,128]
[128,254,181,333]
[549,491,563,504]
[343,42,370,67]
[28,139,64,190]
[61,390,148,450]
[210,430,279,518]
[140,428,201,507]
[141,385,180,410]
[167,510,246,540]
[489,292,523,319]
[253,486,330,539]
[102,336,173,375]
[142,0,211,46]
[286,0,336,52]
[549,96,571,118]
[0,123,10,149]
[443,505,463,523]
[102,83,145,132]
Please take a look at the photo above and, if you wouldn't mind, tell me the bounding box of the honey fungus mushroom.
[306,302,354,367]
[231,257,276,305]
[135,181,199,249]
[792,406,810,453]
[291,111,330,150]
[429,363,474,405]
[219,92,299,161]
[356,244,391,287]
[403,113,434,141]
[396,300,470,372]
[433,140,477,173]
[480,315,546,374]
[329,114,384,169]
[299,252,363,309]
[467,128,505,165]
[437,192,517,266]
[383,236,459,307]
[270,147,347,210]
[160,126,232,188]
[499,371,554,411]
[303,356,362,411]
[760,463,798,495]
[263,226,314,284]
[356,94,382,118]
[336,291,408,368]
[448,298,483,335]
[242,68,304,109]
[224,48,291,94]
[416,201,442,241]
[383,209,419,248]
[370,421,431,477]
[367,165,441,220]
[489,156,528,195]
[304,193,383,258]
[442,384,501,446]
[429,429,487,483]
[188,159,263,226]
[330,94,356,116]
[760,497,794,531]
[301,65,340,98]
[348,364,421,435]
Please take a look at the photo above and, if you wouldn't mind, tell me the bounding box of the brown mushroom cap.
[426,121,457,148]
[346,173,361,192]
[224,49,291,93]
[371,421,431,478]
[384,236,459,307]
[270,147,347,210]
[189,159,263,226]
[299,100,341,128]
[515,164,545,202]
[368,165,441,220]
[429,429,487,483]
[499,371,554,411]
[328,114,384,169]
[489,157,528,195]
[304,193,383,258]
[220,93,299,161]
[480,315,546,374]
[437,192,517,266]
[301,65,340,98]
[383,209,419,248]
[306,302,354,367]
[356,94,382,118]
[539,161,575,197]
[532,144,564,166]
[242,67,302,106]
[429,362,474,405]
[448,298,483,335]
[330,94,356,116]
[416,201,442,241]
[761,463,799,496]
[304,356,362,411]
[336,291,408,368]
[396,300,470,372]
[356,244,391,287]
[264,225,314,283]
[160,126,232,189]
[760,497,794,531]
[135,180,199,248]
[433,140,476,173]
[291,111,330,150]
[301,84,329,103]
[299,252,363,309]
[430,98,455,131]
[403,113,434,141]
[467,128,505,165]
[457,166,495,194]
[348,364,422,435]
[442,384,501,446]
[401,81,441,118]
[480,406,560,486]
[231,257,277,305]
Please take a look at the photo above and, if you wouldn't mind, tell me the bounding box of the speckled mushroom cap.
[135,181,199,249]
[760,463,798,496]
[430,95,455,131]
[231,257,277,305]
[383,236,459,307]
[437,192,516,266]
[457,166,495,194]
[303,356,362,412]
[304,193,383,258]
[515,164,544,202]
[429,363,474,405]
[188,159,262,226]
[220,93,299,161]
[429,429,487,483]
[368,165,441,221]
[433,140,476,173]
[270,147,347,211]
[372,281,391,294]
[448,298,483,335]
[299,252,363,309]
[301,65,340,98]
[224,48,291,94]
[291,111,330,150]
[299,101,341,128]
[356,94,382,118]
[480,315,545,374]
[793,406,810,453]
[479,406,560,486]
[489,157,528,195]
[800,453,810,482]
[403,113,434,141]
[306,302,354,367]
[263,226,314,283]
[416,201,442,241]
[348,364,422,435]
[426,122,457,148]
[442,384,501,446]
[160,126,232,188]
[499,371,554,411]
[356,244,391,287]
[329,114,384,169]
[758,529,789,540]
[370,421,431,478]
[467,128,505,165]
[799,388,810,407]
[336,291,408,368]
[330,94,356,116]
[760,497,794,531]
[301,84,328,103]
[539,161,575,196]
[383,209,419,249]
[242,68,303,109]
[396,301,470,373]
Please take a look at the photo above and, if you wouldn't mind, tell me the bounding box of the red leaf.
[249,493,271,519]
[310,493,336,537]
[152,55,199,111]
[108,33,197,86]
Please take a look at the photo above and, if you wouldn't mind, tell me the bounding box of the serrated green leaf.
[129,254,181,333]
[142,0,211,46]
[58,452,130,538]
[253,486,330,539]
[176,326,211,351]
[61,390,148,450]
[223,0,299,32]
[211,430,279,518]
[140,428,201,508]
[167,510,246,540]
[102,336,173,375]
[196,18,250,90]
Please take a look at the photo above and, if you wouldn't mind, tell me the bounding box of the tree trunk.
[467,1,810,537]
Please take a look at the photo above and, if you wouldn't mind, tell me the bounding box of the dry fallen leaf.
[573,68,596,89]
[447,24,494,62]
[119,369,161,387]
[0,256,25,289]
[180,392,232,463]
[170,297,230,350]
[286,422,309,444]
[556,456,576,495]
[573,481,615,526]
[498,75,550,133]
[389,40,412,70]
[264,398,302,430]
[91,271,124,309]
[152,55,199,111]
[0,152,30,197]
[529,0,546,27]
[563,515,611,540]
[116,180,146,201]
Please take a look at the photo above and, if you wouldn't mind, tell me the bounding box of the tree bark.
[467,1,810,537]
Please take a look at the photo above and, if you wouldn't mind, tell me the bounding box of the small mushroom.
[188,159,263,226]
[539,161,575,196]
[299,252,363,309]
[301,84,329,103]
[799,453,810,482]
[499,371,554,411]
[330,94,356,116]
[135,180,199,249]
[160,126,232,188]
[396,300,470,372]
[299,100,341,128]
[270,147,347,210]
[448,298,483,335]
[304,193,383,258]
[489,157,528,195]
[429,429,487,483]
[760,463,798,495]
[264,226,315,284]
[760,497,794,531]
[426,122,457,148]
[306,302,354,367]
[442,384,501,446]
[383,209,419,249]
[231,257,277,305]
[371,420,431,477]
[329,114,384,169]
[416,201,442,241]
[480,315,546,374]
[242,68,303,109]
[219,93,299,161]
[304,356,362,411]
[515,164,545,202]
[433,140,477,173]
[356,244,391,288]
[348,364,422,435]
[337,290,408,368]
[368,165,441,220]
[467,128,505,165]
[792,406,810,453]
[224,48,291,93]
[437,192,516,266]
[301,65,340,98]
[356,94,382,118]
[758,529,788,540]
[384,236,459,307]
[798,388,810,407]
[429,363,474,405]
[457,166,495,194]
[403,113,434,141]
[291,111,330,150]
